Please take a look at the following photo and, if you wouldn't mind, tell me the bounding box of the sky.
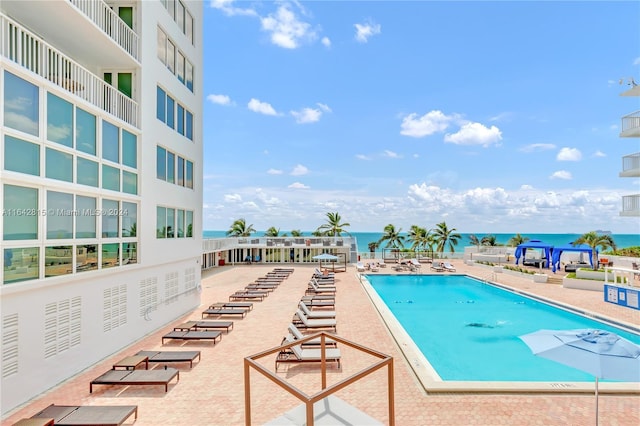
[201,0,640,234]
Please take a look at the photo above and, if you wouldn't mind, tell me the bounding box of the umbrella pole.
[595,376,599,426]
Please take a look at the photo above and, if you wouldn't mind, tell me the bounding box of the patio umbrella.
[312,253,339,261]
[519,329,640,425]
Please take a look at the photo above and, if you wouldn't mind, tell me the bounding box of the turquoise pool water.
[366,274,640,382]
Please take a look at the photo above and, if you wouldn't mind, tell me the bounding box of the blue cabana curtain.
[550,243,595,272]
[514,240,553,269]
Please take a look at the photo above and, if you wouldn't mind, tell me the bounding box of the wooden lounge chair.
[209,301,253,311]
[90,368,179,393]
[275,335,341,371]
[295,309,337,332]
[193,320,234,333]
[162,330,222,344]
[229,291,266,301]
[28,404,138,426]
[135,350,201,368]
[299,301,336,319]
[202,308,247,318]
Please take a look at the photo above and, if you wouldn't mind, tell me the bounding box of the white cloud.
[356,154,372,160]
[520,184,535,190]
[317,103,332,112]
[224,193,242,202]
[384,150,401,159]
[557,147,582,161]
[207,94,232,106]
[354,20,381,43]
[321,37,331,47]
[291,107,321,123]
[267,169,283,175]
[400,110,455,138]
[291,164,309,176]
[209,0,257,16]
[593,150,606,157]
[261,4,315,49]
[248,98,278,116]
[288,182,310,189]
[633,57,640,66]
[520,143,556,153]
[444,122,502,147]
[550,170,572,180]
[489,112,513,122]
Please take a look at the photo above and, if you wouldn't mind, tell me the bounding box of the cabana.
[550,243,595,273]
[514,240,553,269]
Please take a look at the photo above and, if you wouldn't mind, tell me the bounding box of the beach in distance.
[203,231,639,254]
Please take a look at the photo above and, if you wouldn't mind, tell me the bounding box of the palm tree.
[468,234,481,248]
[507,233,529,247]
[226,218,256,237]
[264,226,280,237]
[573,231,617,270]
[368,241,379,257]
[378,224,405,251]
[433,221,461,255]
[481,235,498,246]
[290,229,303,237]
[316,211,351,236]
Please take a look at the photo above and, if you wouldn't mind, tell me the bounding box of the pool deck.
[3,262,639,425]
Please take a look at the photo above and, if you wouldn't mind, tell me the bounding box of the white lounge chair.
[307,280,336,294]
[295,309,337,332]
[430,261,444,272]
[275,335,341,371]
[378,259,387,268]
[443,262,456,272]
[288,324,337,347]
[356,262,366,272]
[299,301,336,319]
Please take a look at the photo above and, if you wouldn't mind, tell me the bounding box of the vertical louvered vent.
[103,284,127,333]
[2,313,19,378]
[43,296,82,359]
[165,271,179,304]
[185,266,196,292]
[139,277,158,318]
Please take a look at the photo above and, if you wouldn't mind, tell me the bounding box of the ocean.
[203,231,639,253]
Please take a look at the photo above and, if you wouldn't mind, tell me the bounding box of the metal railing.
[1,14,138,127]
[69,0,138,60]
[621,194,640,216]
[621,110,640,134]
[621,152,640,175]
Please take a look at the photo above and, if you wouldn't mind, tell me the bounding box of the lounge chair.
[378,259,387,268]
[299,301,336,319]
[202,308,247,318]
[275,335,341,371]
[90,368,179,393]
[308,280,336,292]
[228,291,266,301]
[369,262,379,272]
[174,320,233,333]
[135,350,201,368]
[356,262,366,272]
[430,261,444,272]
[162,330,222,344]
[442,262,456,272]
[209,301,253,311]
[300,297,335,309]
[27,404,138,426]
[287,323,337,348]
[295,309,337,332]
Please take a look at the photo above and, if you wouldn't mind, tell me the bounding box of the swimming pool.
[364,274,640,383]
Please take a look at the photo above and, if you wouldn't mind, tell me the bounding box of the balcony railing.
[621,194,640,217]
[1,15,138,128]
[621,110,640,135]
[621,153,640,177]
[69,0,138,60]
[203,236,355,253]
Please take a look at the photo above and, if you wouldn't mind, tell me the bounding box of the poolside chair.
[378,259,387,268]
[27,404,138,426]
[430,261,444,272]
[356,262,366,272]
[295,309,337,332]
[275,335,341,371]
[162,330,223,345]
[306,281,336,296]
[442,262,456,272]
[136,350,201,368]
[287,323,337,348]
[90,368,180,393]
[299,301,336,318]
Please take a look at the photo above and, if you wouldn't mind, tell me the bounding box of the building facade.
[619,80,640,217]
[0,0,202,415]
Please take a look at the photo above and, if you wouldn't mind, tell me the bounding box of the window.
[168,0,176,20]
[186,210,193,237]
[4,247,39,284]
[167,151,175,183]
[167,40,175,73]
[156,86,166,121]
[45,246,72,277]
[4,71,39,136]
[76,108,96,155]
[177,156,185,186]
[186,160,193,189]
[157,27,167,64]
[186,60,193,92]
[177,209,185,238]
[166,208,175,238]
[77,157,99,187]
[76,196,96,238]
[76,244,98,272]
[177,104,185,135]
[156,146,166,180]
[4,135,39,176]
[166,95,175,129]
[102,199,119,238]
[45,148,73,182]
[123,242,137,265]
[3,185,38,240]
[122,129,137,168]
[185,10,194,44]
[46,191,73,239]
[102,121,119,163]
[102,165,120,191]
[186,110,193,140]
[156,206,167,238]
[117,73,133,98]
[47,93,73,147]
[122,202,137,237]
[177,1,185,34]
[102,243,119,268]
[177,52,185,84]
[122,171,137,195]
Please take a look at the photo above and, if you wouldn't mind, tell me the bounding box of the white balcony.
[620,153,640,178]
[1,0,138,67]
[1,14,138,128]
[620,194,640,217]
[620,110,640,138]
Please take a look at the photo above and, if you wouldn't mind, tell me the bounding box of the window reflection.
[45,245,72,277]
[3,247,39,284]
[102,243,119,268]
[76,244,98,272]
[4,71,39,136]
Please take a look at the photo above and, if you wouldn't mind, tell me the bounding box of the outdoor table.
[112,355,149,370]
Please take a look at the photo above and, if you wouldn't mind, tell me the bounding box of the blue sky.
[201,0,640,234]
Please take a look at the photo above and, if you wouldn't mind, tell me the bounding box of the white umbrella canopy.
[312,253,339,261]
[519,329,640,425]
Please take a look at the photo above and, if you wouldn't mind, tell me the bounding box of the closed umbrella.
[519,329,640,425]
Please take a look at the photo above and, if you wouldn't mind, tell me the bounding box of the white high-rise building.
[0,0,203,414]
[619,80,640,217]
